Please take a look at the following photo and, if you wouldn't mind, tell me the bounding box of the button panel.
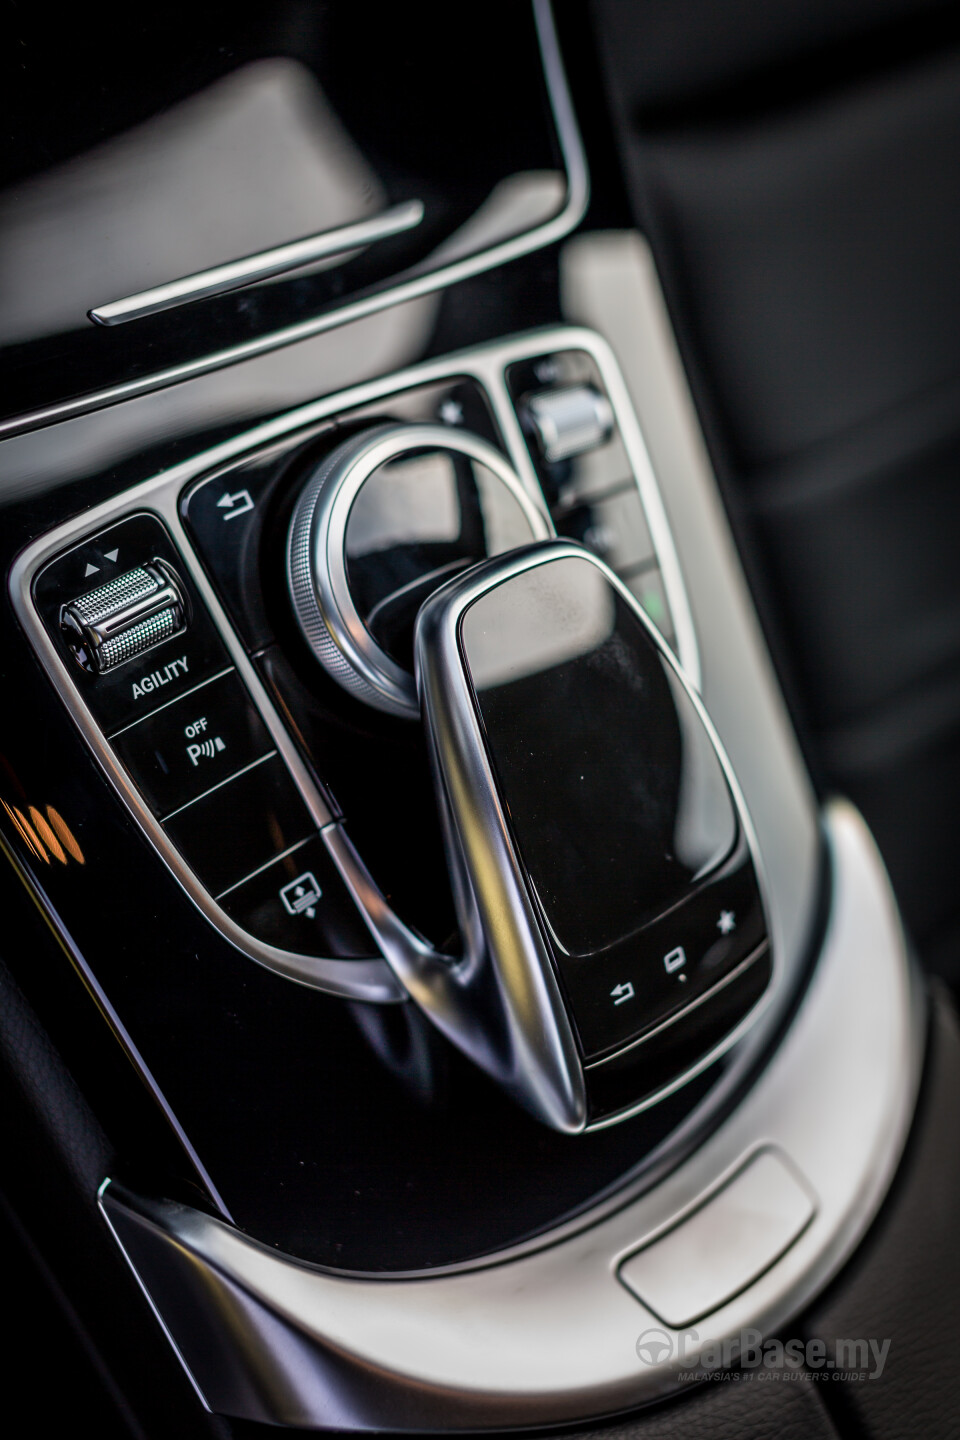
[111,668,274,818]
[219,833,379,958]
[505,349,678,651]
[584,948,772,1123]
[163,752,312,898]
[558,844,766,1061]
[181,376,502,657]
[179,452,289,653]
[32,512,378,975]
[555,484,656,575]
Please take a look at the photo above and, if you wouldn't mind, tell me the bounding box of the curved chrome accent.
[324,816,586,1133]
[88,201,426,327]
[0,0,588,441]
[404,541,772,1131]
[97,802,924,1431]
[286,423,550,718]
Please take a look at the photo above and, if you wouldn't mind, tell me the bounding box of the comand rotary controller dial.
[286,422,551,717]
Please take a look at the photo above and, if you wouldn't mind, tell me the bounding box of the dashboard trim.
[0,0,588,442]
[88,201,427,327]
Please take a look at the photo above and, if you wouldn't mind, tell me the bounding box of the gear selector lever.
[406,541,771,1130]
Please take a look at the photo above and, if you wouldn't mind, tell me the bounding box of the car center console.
[0,3,927,1435]
[15,329,772,1135]
[3,318,921,1428]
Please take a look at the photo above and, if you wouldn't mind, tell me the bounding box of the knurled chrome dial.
[286,422,551,717]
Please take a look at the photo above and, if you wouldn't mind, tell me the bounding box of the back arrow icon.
[216,489,254,520]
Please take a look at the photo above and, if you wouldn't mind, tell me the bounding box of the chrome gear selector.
[407,541,772,1130]
[286,423,549,717]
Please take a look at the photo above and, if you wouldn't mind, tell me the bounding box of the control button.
[110,669,275,819]
[507,350,629,504]
[61,559,186,675]
[180,456,282,652]
[33,513,231,733]
[219,833,379,958]
[556,484,656,575]
[559,849,766,1060]
[163,752,313,897]
[584,948,772,1123]
[622,566,675,645]
[523,385,614,463]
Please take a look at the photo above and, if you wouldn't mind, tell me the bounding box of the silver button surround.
[286,422,551,718]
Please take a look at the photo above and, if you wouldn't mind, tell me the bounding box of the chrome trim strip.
[88,202,426,327]
[8,328,695,1004]
[95,1178,214,1414]
[0,0,588,441]
[96,802,924,1430]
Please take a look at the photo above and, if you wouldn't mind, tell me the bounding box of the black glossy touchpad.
[460,557,736,956]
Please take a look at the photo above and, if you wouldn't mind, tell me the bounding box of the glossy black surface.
[0,271,754,1271]
[163,753,312,898]
[220,831,379,959]
[112,669,274,819]
[584,947,772,1124]
[561,842,767,1058]
[0,3,566,427]
[0,18,772,1272]
[462,557,737,957]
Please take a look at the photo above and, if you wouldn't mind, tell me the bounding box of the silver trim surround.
[286,423,551,717]
[88,201,426,326]
[0,0,587,442]
[8,328,697,1006]
[410,541,772,1131]
[97,802,924,1431]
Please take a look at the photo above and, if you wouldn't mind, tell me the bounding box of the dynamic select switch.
[61,560,186,675]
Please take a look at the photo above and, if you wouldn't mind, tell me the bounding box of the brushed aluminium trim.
[0,0,587,441]
[411,541,771,1131]
[8,327,697,1006]
[88,201,426,327]
[286,423,552,718]
[96,802,924,1431]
